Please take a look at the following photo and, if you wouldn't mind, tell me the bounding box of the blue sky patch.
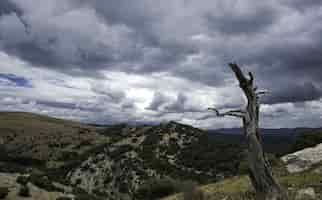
[0,73,32,88]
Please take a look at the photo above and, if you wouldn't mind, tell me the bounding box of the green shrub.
[57,151,79,161]
[29,174,62,192]
[0,187,9,199]
[16,175,29,185]
[56,197,72,200]
[73,187,102,200]
[291,132,322,152]
[18,185,30,197]
[238,159,249,175]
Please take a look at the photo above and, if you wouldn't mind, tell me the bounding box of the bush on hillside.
[56,197,72,200]
[18,185,30,197]
[73,187,102,200]
[29,174,62,192]
[0,187,9,199]
[135,177,181,199]
[57,151,79,161]
[291,132,322,152]
[16,175,29,185]
[238,160,249,175]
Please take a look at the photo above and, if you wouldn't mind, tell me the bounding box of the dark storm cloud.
[205,6,278,35]
[262,82,322,104]
[284,0,322,12]
[243,32,322,79]
[36,100,101,112]
[36,100,76,110]
[2,38,122,77]
[238,24,322,105]
[3,40,59,67]
[85,0,155,32]
[1,0,322,108]
[0,0,29,34]
[0,21,136,76]
[0,0,197,77]
[0,0,22,16]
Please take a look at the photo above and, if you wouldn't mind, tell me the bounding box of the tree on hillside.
[208,63,287,200]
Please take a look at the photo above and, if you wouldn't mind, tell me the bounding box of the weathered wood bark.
[210,63,287,200]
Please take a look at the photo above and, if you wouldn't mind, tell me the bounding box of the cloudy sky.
[0,0,322,129]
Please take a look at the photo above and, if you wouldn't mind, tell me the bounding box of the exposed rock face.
[68,123,199,199]
[281,143,322,173]
[295,188,316,200]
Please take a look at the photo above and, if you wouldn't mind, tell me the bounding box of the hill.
[1,111,321,200]
[0,112,244,200]
[67,121,246,199]
[211,127,322,135]
[0,112,107,169]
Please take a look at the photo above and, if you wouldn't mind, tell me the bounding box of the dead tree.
[209,63,287,200]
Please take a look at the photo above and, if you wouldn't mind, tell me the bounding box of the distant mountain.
[208,127,322,155]
[210,127,322,135]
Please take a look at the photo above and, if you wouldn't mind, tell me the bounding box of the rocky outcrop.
[295,187,316,200]
[67,122,243,199]
[281,143,322,173]
[67,122,204,199]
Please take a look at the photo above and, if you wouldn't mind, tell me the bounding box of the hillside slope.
[67,121,244,199]
[0,112,244,200]
[163,142,322,200]
[0,112,107,169]
[2,112,319,200]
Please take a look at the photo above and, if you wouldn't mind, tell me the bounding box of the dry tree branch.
[256,90,270,96]
[207,108,245,118]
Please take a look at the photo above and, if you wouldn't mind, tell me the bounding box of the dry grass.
[0,173,68,200]
[0,112,107,164]
[163,164,322,200]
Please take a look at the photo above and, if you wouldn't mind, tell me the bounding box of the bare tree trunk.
[210,63,287,200]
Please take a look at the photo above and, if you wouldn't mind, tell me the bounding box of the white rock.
[295,187,316,200]
[281,143,322,173]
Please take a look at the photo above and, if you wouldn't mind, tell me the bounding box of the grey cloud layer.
[0,0,21,16]
[1,0,322,128]
[0,1,321,90]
